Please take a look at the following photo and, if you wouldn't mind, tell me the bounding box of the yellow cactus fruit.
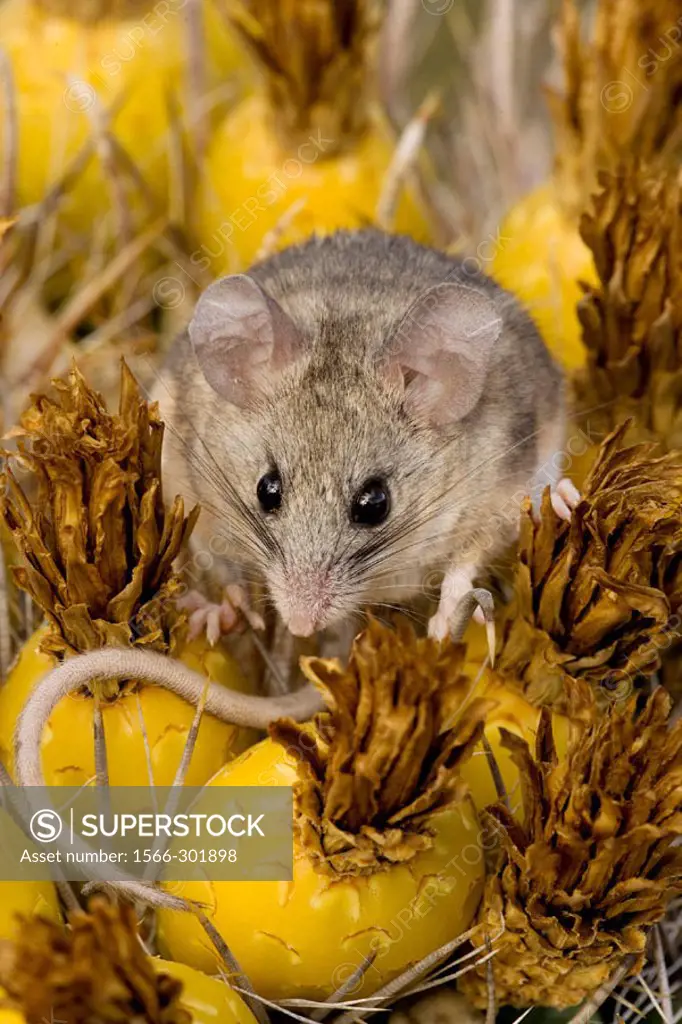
[0,881,60,943]
[492,183,597,371]
[459,690,682,1010]
[194,0,432,273]
[459,671,571,814]
[492,0,682,370]
[0,0,243,230]
[0,899,258,1024]
[152,961,257,1024]
[158,619,490,1001]
[0,361,253,787]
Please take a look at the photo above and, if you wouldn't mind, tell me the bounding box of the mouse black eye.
[351,478,391,527]
[257,470,282,513]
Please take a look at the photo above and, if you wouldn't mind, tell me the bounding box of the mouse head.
[190,273,501,636]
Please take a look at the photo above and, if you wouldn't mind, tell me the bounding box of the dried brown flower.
[497,424,682,712]
[459,688,682,1010]
[0,362,199,690]
[271,617,492,877]
[228,0,378,152]
[549,0,682,216]
[574,162,682,452]
[0,899,191,1023]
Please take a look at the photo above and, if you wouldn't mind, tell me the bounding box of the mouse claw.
[550,477,581,522]
[177,586,265,645]
[427,564,496,659]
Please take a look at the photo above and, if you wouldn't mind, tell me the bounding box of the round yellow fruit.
[152,960,258,1024]
[194,95,431,273]
[0,0,242,223]
[158,737,485,1001]
[0,628,255,787]
[0,881,60,942]
[492,183,598,371]
[460,675,571,814]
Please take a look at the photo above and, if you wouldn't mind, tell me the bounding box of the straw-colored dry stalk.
[459,688,682,1009]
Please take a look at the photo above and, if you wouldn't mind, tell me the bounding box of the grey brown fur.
[154,229,565,637]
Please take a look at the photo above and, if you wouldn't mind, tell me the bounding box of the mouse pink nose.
[286,611,317,637]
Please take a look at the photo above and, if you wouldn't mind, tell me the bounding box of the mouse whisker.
[162,413,281,565]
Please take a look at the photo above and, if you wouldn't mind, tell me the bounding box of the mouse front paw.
[427,564,494,643]
[176,585,265,646]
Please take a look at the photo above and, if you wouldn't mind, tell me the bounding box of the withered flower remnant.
[549,0,682,217]
[1,361,199,676]
[273,616,494,876]
[227,0,377,153]
[0,900,191,1024]
[0,899,256,1024]
[497,424,682,712]
[459,689,682,1009]
[574,163,682,453]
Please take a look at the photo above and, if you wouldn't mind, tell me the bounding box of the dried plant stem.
[0,48,17,218]
[135,692,156,791]
[0,536,12,678]
[77,295,156,355]
[309,954,379,1021]
[198,912,270,1024]
[14,646,322,787]
[79,85,133,256]
[404,943,499,996]
[377,0,424,127]
[92,693,110,788]
[637,971,669,1023]
[251,620,291,695]
[568,956,638,1024]
[184,0,207,160]
[81,878,201,912]
[138,677,212,883]
[172,673,210,788]
[376,91,439,231]
[233,988,333,1024]
[254,199,307,263]
[654,924,675,1024]
[15,217,167,389]
[333,927,483,1024]
[488,0,516,140]
[56,880,81,914]
[485,937,496,1024]
[481,734,510,812]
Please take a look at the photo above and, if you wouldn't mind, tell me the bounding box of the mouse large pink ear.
[383,283,503,426]
[189,274,304,406]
